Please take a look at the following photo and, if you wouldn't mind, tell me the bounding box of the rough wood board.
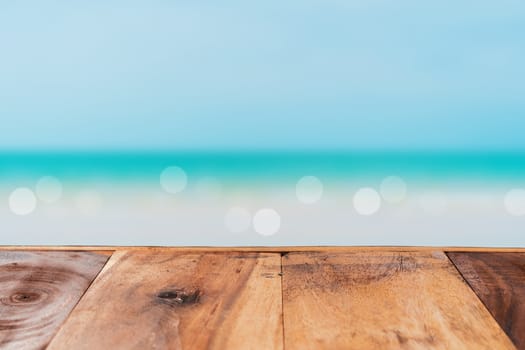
[0,251,109,350]
[282,251,516,350]
[47,251,283,350]
[448,252,525,349]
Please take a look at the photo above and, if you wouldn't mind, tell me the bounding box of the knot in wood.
[156,287,201,305]
[10,291,42,304]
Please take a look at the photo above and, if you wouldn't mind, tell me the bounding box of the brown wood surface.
[448,252,525,349]
[2,247,523,349]
[282,251,516,350]
[0,251,109,350]
[47,251,283,350]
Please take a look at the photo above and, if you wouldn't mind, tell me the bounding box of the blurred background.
[1,0,524,246]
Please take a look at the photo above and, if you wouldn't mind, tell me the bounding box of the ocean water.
[1,152,524,246]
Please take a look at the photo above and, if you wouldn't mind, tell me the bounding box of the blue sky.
[1,0,524,150]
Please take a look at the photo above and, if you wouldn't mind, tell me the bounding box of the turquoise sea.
[2,151,525,186]
[1,151,524,247]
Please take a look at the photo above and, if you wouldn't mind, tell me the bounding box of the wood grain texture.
[47,251,283,350]
[0,251,109,350]
[448,252,525,349]
[282,251,516,350]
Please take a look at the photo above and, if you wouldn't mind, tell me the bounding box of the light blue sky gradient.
[1,0,524,150]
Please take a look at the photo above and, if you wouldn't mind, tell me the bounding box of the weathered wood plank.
[47,251,283,350]
[0,251,109,350]
[448,252,525,349]
[282,251,516,350]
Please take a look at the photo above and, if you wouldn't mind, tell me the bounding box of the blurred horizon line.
[2,148,525,156]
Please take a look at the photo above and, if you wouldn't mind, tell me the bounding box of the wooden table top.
[1,247,524,349]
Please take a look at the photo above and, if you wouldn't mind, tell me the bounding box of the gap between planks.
[45,250,116,348]
[280,253,286,350]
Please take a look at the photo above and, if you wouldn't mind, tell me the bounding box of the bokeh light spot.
[253,208,281,236]
[9,188,37,215]
[35,176,63,203]
[380,176,407,203]
[504,189,525,216]
[160,166,188,194]
[296,176,323,204]
[353,188,381,215]
[224,207,251,233]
